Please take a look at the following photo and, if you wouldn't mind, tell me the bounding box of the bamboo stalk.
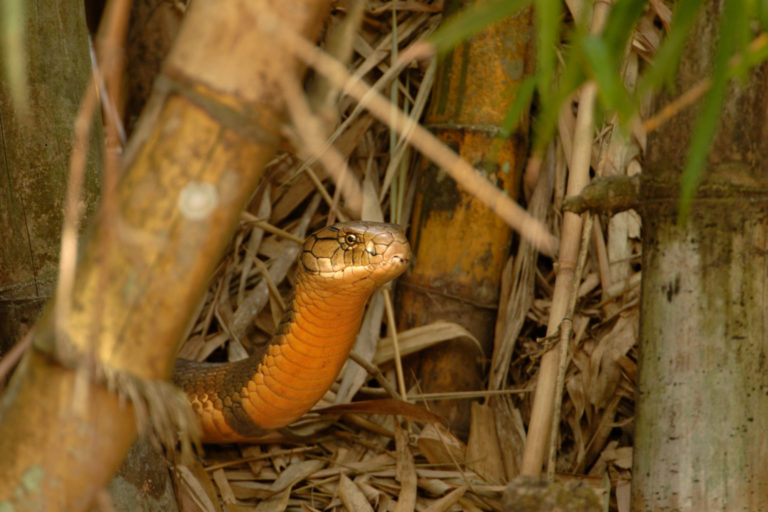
[519,1,611,476]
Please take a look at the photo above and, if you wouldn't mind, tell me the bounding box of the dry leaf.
[422,485,468,512]
[337,291,386,403]
[416,423,466,466]
[254,486,292,512]
[393,422,417,512]
[338,474,375,512]
[176,463,221,512]
[616,479,631,512]
[492,397,526,481]
[212,469,237,505]
[466,402,507,485]
[374,321,482,366]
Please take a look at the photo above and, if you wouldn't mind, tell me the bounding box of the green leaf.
[602,0,648,52]
[579,35,634,121]
[501,76,537,138]
[1,0,28,116]
[535,0,562,114]
[532,53,587,151]
[678,0,745,222]
[759,0,768,32]
[728,36,768,79]
[428,0,533,55]
[485,77,537,166]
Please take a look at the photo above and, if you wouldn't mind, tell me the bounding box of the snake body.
[174,221,412,443]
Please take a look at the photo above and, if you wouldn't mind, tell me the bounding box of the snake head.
[300,221,412,288]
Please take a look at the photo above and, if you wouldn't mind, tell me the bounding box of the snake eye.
[345,234,358,245]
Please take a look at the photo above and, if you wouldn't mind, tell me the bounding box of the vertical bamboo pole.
[397,0,534,438]
[633,2,768,508]
[519,2,610,475]
[0,1,331,510]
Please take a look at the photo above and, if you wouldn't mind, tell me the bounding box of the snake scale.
[173,221,412,443]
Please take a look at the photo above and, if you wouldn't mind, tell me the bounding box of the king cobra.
[174,221,412,443]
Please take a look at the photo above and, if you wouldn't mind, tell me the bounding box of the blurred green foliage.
[2,0,29,117]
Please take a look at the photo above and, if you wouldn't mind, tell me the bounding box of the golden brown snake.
[173,221,412,443]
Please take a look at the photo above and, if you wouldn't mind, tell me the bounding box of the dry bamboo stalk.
[547,212,594,479]
[0,0,332,509]
[519,0,611,476]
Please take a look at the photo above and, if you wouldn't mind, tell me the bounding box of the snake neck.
[227,271,374,430]
[273,271,374,348]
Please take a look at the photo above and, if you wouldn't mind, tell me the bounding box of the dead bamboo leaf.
[416,423,466,466]
[617,479,631,512]
[492,397,526,481]
[338,474,375,512]
[212,468,238,504]
[466,403,507,485]
[271,460,326,492]
[588,310,638,409]
[422,485,468,512]
[177,463,221,512]
[374,321,482,366]
[393,421,417,512]
[312,453,395,479]
[230,481,274,500]
[238,186,271,305]
[337,291,386,403]
[254,486,292,512]
[230,194,320,340]
[417,478,452,497]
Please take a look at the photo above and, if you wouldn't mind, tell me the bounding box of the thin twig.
[55,80,98,348]
[240,212,308,244]
[382,288,407,401]
[246,250,287,311]
[204,446,319,472]
[348,351,401,400]
[0,328,34,386]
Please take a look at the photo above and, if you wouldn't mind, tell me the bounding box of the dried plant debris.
[165,0,660,511]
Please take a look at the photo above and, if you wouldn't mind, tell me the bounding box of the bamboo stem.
[519,1,611,476]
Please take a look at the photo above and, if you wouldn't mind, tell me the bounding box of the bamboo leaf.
[535,0,562,115]
[533,53,586,150]
[428,0,532,55]
[499,76,537,139]
[729,35,768,79]
[1,0,29,116]
[580,35,634,121]
[759,0,768,32]
[602,0,648,51]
